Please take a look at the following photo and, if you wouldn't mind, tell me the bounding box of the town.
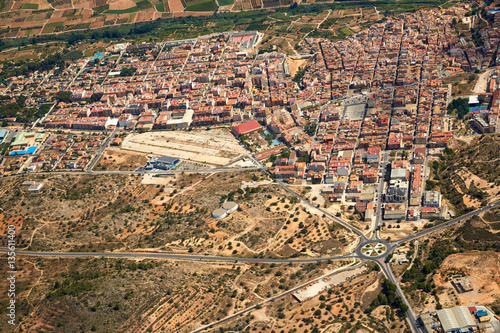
[1,5,499,225]
[1,1,500,333]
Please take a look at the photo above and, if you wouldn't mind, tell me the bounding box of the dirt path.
[23,259,44,307]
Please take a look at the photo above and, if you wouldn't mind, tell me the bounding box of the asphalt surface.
[395,200,500,246]
[0,249,355,263]
[2,155,500,333]
[191,260,365,333]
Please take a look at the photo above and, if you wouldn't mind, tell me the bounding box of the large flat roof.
[437,306,476,332]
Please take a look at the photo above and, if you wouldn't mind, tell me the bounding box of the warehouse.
[436,306,476,333]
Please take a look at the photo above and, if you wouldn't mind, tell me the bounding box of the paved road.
[275,179,368,241]
[394,200,500,246]
[379,260,422,333]
[2,158,500,333]
[192,259,365,333]
[0,249,355,263]
[87,126,118,172]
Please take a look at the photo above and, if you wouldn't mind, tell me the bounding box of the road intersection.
[1,159,499,333]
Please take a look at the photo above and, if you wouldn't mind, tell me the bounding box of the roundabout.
[359,242,388,258]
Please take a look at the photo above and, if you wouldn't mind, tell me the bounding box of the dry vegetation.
[215,263,409,333]
[428,134,500,216]
[394,219,500,316]
[0,170,354,258]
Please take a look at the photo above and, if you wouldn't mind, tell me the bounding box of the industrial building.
[436,306,477,333]
[145,156,180,171]
[451,277,473,293]
[421,305,500,333]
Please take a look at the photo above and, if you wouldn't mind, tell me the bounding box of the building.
[232,120,263,136]
[146,156,180,170]
[0,129,7,142]
[452,277,473,293]
[384,204,406,220]
[423,191,442,207]
[385,180,408,203]
[471,115,495,133]
[21,181,43,191]
[436,306,476,333]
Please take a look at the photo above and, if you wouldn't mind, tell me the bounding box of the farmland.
[0,0,451,42]
[184,0,217,11]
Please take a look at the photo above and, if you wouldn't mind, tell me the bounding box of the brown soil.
[0,213,23,236]
[94,148,148,171]
[168,0,184,12]
[109,0,137,10]
[435,251,500,306]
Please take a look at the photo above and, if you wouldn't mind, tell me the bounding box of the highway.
[2,153,500,333]
[0,249,355,263]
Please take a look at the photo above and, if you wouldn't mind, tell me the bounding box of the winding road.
[2,158,500,333]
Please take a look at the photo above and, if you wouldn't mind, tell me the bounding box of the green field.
[217,0,234,6]
[184,0,217,11]
[155,3,165,11]
[105,6,139,14]
[45,21,64,28]
[20,3,39,10]
[136,0,153,10]
[339,27,353,36]
[94,4,109,13]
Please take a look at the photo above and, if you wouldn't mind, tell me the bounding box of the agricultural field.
[217,0,233,6]
[183,0,216,12]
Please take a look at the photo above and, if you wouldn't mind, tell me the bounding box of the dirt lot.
[94,148,148,171]
[286,57,309,76]
[435,251,500,306]
[121,128,248,166]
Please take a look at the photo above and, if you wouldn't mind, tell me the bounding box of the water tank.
[212,208,227,219]
[222,201,238,213]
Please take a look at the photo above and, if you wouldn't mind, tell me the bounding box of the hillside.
[428,134,500,215]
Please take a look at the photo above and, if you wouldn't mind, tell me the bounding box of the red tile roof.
[232,120,263,135]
